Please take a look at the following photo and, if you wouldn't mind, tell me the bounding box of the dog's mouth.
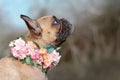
[55,18,73,46]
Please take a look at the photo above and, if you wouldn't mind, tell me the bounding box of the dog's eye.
[52,16,59,25]
[54,20,58,24]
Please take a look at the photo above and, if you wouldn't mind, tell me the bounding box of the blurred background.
[0,0,120,80]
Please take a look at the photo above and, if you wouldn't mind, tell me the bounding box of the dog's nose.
[53,16,57,19]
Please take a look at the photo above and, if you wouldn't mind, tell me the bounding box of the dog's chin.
[55,18,73,46]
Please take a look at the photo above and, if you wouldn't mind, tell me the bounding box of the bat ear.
[20,14,41,38]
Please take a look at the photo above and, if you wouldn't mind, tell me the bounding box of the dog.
[0,15,73,80]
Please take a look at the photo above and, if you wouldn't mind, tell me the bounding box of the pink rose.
[40,54,52,68]
[51,50,61,65]
[30,50,40,60]
[10,45,29,59]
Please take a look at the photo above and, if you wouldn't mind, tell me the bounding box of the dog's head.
[21,15,74,47]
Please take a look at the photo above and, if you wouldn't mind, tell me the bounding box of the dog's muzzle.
[55,18,73,46]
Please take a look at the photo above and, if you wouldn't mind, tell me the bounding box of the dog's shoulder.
[0,57,21,80]
[0,57,48,80]
[0,57,14,64]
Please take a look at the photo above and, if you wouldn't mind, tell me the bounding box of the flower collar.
[9,36,61,74]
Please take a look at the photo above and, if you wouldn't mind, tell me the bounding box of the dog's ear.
[20,15,41,38]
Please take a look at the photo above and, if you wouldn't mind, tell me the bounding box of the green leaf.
[56,47,61,52]
[42,67,49,74]
[25,56,31,65]
[44,45,55,53]
[21,59,25,64]
[31,61,38,67]
[48,47,55,53]
[33,41,40,49]
[44,45,54,49]
[20,35,27,43]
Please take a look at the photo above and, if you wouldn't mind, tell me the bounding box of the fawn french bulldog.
[0,15,73,80]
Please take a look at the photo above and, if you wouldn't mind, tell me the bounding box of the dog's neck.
[25,35,56,48]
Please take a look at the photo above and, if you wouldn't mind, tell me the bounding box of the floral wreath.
[9,36,61,74]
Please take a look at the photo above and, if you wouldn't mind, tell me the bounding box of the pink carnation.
[9,38,29,59]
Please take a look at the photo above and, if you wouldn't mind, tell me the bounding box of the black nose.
[52,16,60,25]
[53,16,57,19]
[53,16,59,20]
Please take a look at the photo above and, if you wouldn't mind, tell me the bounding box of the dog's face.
[21,15,73,47]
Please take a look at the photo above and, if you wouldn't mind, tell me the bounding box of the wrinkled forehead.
[36,16,53,22]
